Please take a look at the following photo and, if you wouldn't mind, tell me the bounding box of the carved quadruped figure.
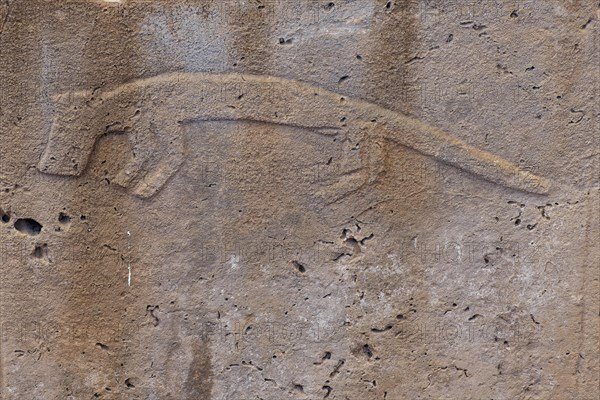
[37,72,551,200]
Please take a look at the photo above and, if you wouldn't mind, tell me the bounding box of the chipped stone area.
[0,1,598,399]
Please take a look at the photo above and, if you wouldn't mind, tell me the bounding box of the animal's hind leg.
[131,122,184,198]
[317,131,384,204]
[364,139,385,185]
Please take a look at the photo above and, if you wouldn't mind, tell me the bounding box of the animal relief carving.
[37,73,551,199]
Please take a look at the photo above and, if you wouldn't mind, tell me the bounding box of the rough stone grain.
[0,1,598,399]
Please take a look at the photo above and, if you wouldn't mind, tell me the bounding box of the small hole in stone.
[14,218,43,235]
[1,213,9,223]
[93,342,108,350]
[292,260,306,273]
[58,212,71,224]
[363,344,373,358]
[32,244,48,258]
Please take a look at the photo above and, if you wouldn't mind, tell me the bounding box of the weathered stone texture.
[0,1,598,399]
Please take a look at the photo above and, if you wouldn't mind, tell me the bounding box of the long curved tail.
[377,110,550,194]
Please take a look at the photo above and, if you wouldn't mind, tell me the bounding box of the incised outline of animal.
[37,72,550,199]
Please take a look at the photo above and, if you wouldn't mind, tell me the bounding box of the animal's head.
[38,90,101,176]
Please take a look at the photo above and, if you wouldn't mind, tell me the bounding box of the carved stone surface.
[0,1,598,399]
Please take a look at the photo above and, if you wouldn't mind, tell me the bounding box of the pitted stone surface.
[0,1,598,399]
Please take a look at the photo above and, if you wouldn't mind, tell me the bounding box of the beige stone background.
[0,1,598,399]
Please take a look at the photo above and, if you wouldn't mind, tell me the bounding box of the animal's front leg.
[112,119,159,190]
[128,121,184,198]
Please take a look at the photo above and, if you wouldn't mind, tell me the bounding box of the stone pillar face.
[0,1,598,399]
